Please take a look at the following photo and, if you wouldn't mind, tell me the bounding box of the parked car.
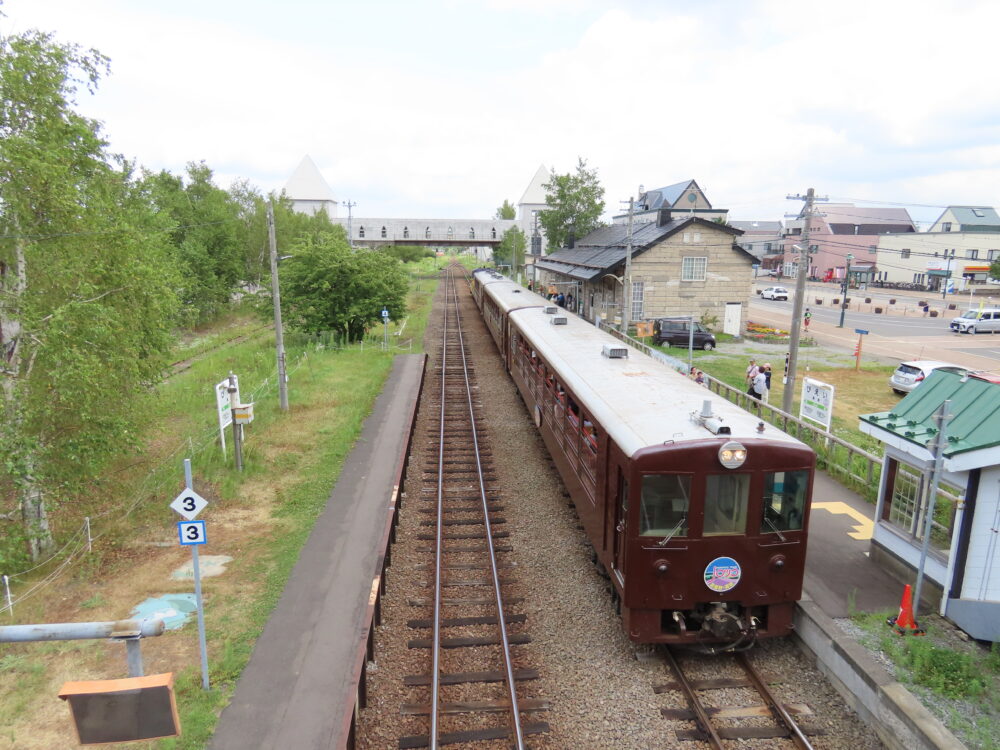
[950,308,1000,334]
[652,318,716,350]
[760,286,789,301]
[889,360,969,394]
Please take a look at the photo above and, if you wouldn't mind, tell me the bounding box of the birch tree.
[1,29,178,563]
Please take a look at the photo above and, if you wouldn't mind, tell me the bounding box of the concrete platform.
[804,470,903,618]
[210,353,425,750]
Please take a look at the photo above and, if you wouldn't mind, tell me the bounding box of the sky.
[5,0,1000,229]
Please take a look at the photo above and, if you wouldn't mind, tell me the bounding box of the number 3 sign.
[170,489,208,521]
[177,520,207,546]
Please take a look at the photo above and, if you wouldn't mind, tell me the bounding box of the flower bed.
[746,321,790,341]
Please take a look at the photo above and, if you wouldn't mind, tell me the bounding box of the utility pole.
[342,200,357,248]
[622,197,635,334]
[913,400,952,621]
[267,201,289,411]
[838,253,854,328]
[782,187,827,414]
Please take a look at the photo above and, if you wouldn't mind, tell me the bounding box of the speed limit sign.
[177,520,207,546]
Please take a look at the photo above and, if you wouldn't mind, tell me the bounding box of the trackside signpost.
[171,459,210,690]
[800,377,834,432]
[215,375,239,457]
[382,307,390,351]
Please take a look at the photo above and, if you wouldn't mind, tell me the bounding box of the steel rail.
[428,272,452,750]
[736,652,814,750]
[664,646,726,749]
[451,268,527,750]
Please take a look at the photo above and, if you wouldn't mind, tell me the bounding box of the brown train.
[471,269,815,649]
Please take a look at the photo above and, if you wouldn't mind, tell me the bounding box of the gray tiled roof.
[537,216,745,281]
[640,181,694,210]
[951,206,1000,228]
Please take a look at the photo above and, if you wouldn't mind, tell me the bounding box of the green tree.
[539,157,606,251]
[143,162,244,324]
[493,226,526,273]
[495,200,516,220]
[989,257,1000,282]
[0,29,179,561]
[279,228,407,341]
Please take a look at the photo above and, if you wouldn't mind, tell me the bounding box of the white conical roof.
[284,155,336,201]
[518,164,552,206]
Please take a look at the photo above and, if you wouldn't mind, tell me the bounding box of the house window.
[381,226,387,238]
[882,458,959,554]
[682,232,691,243]
[989,249,999,261]
[868,245,876,255]
[425,227,431,239]
[693,232,701,242]
[631,281,644,321]
[469,227,476,239]
[359,226,365,239]
[681,256,708,281]
[403,226,410,239]
[900,248,910,259]
[942,222,952,232]
[966,248,978,260]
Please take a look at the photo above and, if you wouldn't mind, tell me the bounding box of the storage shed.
[859,370,1000,641]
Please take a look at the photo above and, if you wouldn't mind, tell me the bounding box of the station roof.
[860,370,1000,463]
[534,216,747,281]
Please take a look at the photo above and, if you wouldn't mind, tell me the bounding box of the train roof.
[473,270,807,459]
[473,269,546,314]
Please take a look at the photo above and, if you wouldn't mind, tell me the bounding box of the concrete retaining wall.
[793,597,966,750]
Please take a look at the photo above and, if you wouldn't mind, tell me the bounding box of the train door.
[611,467,628,586]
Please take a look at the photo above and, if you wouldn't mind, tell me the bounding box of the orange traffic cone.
[886,584,924,635]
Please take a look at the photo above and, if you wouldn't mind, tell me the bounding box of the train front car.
[501,303,815,650]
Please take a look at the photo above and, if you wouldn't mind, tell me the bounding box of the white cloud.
[4,0,1000,222]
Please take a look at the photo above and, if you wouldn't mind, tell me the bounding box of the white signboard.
[215,376,240,454]
[170,488,208,521]
[177,520,207,546]
[800,377,834,431]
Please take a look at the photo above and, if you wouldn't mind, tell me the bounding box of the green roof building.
[860,369,1000,641]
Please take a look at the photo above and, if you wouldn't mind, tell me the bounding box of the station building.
[860,370,1000,641]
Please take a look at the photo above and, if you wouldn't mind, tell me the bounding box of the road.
[748,284,1000,373]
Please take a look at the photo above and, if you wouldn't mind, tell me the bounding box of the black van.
[652,318,716,350]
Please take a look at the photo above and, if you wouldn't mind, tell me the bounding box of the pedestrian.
[556,292,565,307]
[745,359,759,393]
[762,363,772,403]
[566,293,574,311]
[694,369,706,386]
[750,368,767,403]
[803,307,812,331]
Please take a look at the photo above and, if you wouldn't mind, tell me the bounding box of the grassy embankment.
[0,256,454,749]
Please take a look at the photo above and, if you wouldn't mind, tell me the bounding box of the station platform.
[804,470,903,618]
[210,353,425,750]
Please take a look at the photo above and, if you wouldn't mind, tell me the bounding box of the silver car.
[889,360,969,394]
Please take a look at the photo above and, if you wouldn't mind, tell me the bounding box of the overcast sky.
[5,0,1000,228]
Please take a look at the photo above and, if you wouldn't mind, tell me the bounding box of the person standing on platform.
[746,359,759,395]
[761,363,772,403]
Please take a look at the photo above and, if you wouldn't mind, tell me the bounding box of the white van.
[950,308,1000,334]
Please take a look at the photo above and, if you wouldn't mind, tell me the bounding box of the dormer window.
[425,226,431,239]
[381,226,387,238]
[403,226,410,239]
[359,226,365,238]
[447,226,454,239]
[491,227,497,239]
[942,222,952,232]
[469,227,475,239]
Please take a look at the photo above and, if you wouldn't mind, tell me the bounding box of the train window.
[582,420,598,454]
[762,470,808,532]
[639,475,690,538]
[567,398,580,426]
[704,474,750,536]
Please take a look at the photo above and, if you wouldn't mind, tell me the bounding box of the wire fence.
[2,331,416,615]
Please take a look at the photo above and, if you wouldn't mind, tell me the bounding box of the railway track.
[398,267,548,749]
[657,646,820,747]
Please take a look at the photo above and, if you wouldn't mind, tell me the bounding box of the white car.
[889,360,969,394]
[760,286,789,301]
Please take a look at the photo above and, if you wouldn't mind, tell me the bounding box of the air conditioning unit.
[602,344,628,359]
[550,316,568,325]
[544,306,558,315]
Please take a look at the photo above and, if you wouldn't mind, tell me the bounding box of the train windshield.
[639,475,690,537]
[704,474,750,536]
[762,470,808,532]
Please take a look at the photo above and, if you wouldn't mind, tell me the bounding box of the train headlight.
[718,441,747,469]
